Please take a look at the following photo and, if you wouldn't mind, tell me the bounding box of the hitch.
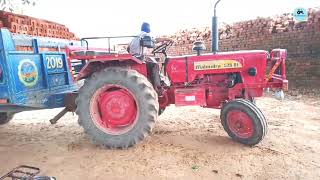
[265,49,288,91]
[49,93,77,124]
[49,108,69,124]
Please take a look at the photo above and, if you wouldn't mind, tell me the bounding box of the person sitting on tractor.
[128,22,172,57]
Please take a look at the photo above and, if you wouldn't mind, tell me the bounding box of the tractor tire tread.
[220,99,267,146]
[76,67,158,149]
[233,99,268,138]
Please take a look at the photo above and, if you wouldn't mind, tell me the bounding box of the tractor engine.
[174,74,237,108]
[163,50,270,108]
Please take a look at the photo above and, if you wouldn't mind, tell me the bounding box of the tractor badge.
[18,59,39,87]
[194,60,242,70]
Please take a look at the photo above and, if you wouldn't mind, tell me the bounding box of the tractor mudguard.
[67,46,148,81]
[74,59,148,81]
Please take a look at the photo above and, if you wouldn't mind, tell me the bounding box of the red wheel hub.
[90,85,138,135]
[226,110,254,138]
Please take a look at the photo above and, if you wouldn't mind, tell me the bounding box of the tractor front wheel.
[0,112,14,125]
[76,67,159,149]
[220,99,267,146]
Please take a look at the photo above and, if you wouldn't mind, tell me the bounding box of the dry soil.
[0,94,319,180]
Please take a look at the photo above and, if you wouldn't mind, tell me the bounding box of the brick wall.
[166,9,320,88]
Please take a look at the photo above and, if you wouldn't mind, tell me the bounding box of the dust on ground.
[0,95,319,180]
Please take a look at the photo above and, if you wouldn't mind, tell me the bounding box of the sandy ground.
[0,94,319,180]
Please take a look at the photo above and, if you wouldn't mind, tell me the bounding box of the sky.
[21,0,320,37]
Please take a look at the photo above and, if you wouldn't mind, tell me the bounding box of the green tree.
[0,0,36,12]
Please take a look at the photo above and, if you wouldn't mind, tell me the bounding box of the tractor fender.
[75,57,147,81]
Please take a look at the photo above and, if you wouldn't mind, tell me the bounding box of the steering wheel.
[152,40,173,56]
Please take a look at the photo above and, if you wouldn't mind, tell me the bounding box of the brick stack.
[164,8,320,44]
[165,27,211,45]
[165,8,320,89]
[0,11,77,40]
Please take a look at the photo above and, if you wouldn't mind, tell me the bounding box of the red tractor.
[66,1,288,149]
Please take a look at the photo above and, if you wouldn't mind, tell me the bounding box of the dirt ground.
[0,94,319,180]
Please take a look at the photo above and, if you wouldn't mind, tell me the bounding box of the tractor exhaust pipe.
[212,0,222,54]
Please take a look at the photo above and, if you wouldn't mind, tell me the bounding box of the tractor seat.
[72,50,117,56]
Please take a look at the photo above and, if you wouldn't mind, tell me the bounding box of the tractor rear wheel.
[220,99,267,146]
[76,67,159,149]
[0,112,14,125]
